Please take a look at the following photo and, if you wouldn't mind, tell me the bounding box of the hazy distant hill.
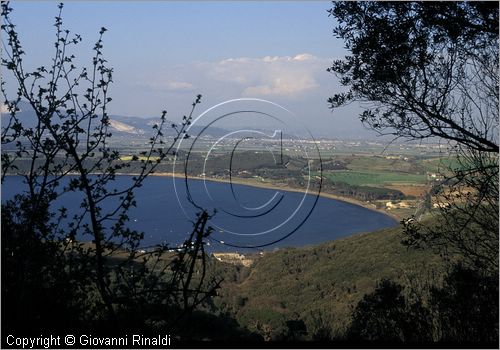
[0,101,231,139]
[109,114,231,138]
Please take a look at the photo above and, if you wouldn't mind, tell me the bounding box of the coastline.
[150,172,401,222]
[3,171,400,221]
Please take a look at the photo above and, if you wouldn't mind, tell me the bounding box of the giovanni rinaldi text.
[6,334,172,348]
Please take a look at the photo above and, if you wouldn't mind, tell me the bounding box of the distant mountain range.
[0,101,230,139]
[108,114,232,138]
[1,101,298,140]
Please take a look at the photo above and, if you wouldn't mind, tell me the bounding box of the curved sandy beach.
[150,172,401,222]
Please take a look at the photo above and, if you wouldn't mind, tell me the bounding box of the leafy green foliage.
[347,264,498,345]
[347,279,433,342]
[214,221,497,344]
[216,223,443,340]
[325,171,426,187]
[431,265,499,343]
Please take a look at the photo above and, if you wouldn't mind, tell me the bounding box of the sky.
[3,1,376,139]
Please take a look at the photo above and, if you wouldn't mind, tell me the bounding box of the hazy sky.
[4,1,376,139]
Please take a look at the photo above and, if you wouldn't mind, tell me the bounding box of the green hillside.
[324,170,427,186]
[213,224,444,340]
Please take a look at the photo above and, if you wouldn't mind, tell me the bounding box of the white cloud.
[165,81,194,91]
[243,76,318,96]
[203,53,327,96]
[292,53,315,61]
[0,104,21,114]
[0,104,11,113]
[138,53,333,99]
[143,80,195,92]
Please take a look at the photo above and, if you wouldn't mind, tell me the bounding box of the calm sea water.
[2,175,397,252]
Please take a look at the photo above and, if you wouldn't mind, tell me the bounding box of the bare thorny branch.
[1,2,219,325]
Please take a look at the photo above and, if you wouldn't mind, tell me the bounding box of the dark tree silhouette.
[430,264,499,343]
[328,1,498,153]
[347,279,433,343]
[348,266,499,345]
[402,146,498,274]
[1,2,220,337]
[329,2,499,344]
[327,1,498,274]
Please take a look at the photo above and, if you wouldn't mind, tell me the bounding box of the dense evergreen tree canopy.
[328,1,499,153]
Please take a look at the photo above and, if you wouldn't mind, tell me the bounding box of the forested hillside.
[212,222,443,340]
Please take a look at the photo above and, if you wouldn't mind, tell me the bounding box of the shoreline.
[3,172,400,221]
[4,172,401,254]
[150,172,401,222]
